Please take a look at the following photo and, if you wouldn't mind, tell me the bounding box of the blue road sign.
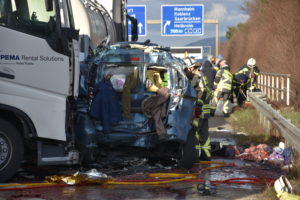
[127,5,146,36]
[161,5,204,36]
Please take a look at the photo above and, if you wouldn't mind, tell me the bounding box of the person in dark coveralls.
[90,74,122,134]
[201,55,216,91]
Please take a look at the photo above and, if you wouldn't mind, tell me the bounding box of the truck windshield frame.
[0,0,57,38]
[66,0,75,29]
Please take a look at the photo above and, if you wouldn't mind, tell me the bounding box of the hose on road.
[0,160,275,191]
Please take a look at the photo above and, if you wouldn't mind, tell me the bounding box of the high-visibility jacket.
[235,64,260,89]
[146,70,163,90]
[214,65,233,93]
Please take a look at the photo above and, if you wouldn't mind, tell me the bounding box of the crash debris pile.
[235,144,272,161]
[221,142,294,166]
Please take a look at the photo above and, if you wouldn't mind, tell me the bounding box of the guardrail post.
[287,76,290,106]
[271,75,275,101]
[263,74,267,94]
[276,76,279,102]
[267,75,271,99]
[281,77,284,101]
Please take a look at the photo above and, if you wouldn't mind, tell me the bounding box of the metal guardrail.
[248,92,300,152]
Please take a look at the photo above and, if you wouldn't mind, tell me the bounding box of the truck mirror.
[45,0,53,12]
[127,15,138,41]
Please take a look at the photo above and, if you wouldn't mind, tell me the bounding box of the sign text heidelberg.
[161,5,204,36]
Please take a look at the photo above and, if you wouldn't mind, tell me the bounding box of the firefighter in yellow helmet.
[210,59,233,118]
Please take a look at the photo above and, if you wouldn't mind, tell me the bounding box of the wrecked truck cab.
[76,42,199,168]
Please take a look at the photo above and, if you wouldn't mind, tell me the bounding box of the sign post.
[161,5,204,36]
[127,5,147,36]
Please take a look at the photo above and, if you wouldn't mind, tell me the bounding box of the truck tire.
[0,118,24,182]
[179,129,199,169]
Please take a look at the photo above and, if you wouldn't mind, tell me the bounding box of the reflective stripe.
[203,150,211,158]
[195,131,200,141]
[197,99,204,104]
[201,137,211,158]
[217,69,233,91]
[202,104,210,107]
[203,76,209,86]
[192,118,199,127]
[202,104,210,114]
[223,100,230,113]
[236,68,248,75]
[202,137,211,148]
[221,83,232,89]
[206,89,212,100]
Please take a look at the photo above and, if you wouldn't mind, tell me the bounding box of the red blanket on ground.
[236,144,270,161]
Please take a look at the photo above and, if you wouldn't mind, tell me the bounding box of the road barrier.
[257,72,290,106]
[248,92,300,153]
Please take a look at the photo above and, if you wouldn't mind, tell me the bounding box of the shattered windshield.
[97,45,175,66]
[146,51,174,66]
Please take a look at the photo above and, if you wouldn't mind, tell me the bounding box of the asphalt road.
[0,117,283,200]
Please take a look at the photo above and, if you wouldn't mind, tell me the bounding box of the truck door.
[0,0,79,141]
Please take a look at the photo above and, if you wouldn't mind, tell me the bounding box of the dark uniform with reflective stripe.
[191,71,212,160]
[201,60,215,90]
[211,65,233,116]
[235,64,260,90]
[233,64,260,105]
[231,74,248,106]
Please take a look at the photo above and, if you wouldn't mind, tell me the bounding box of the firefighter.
[234,58,260,105]
[210,59,233,118]
[201,55,215,90]
[212,54,223,73]
[205,55,219,73]
[187,64,212,161]
[231,73,248,106]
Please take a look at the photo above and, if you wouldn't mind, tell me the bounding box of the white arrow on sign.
[138,22,143,34]
[163,21,171,34]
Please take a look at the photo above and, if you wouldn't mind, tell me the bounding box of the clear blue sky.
[127,0,249,46]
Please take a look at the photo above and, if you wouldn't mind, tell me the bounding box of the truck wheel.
[179,129,199,169]
[0,118,24,182]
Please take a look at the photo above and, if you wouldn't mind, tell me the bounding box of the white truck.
[0,0,137,182]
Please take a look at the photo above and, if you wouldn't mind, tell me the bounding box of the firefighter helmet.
[247,58,256,68]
